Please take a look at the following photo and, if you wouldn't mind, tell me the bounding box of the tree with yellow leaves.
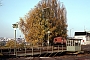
[5,39,15,48]
[19,0,67,46]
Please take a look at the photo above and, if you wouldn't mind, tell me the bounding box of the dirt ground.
[5,54,90,60]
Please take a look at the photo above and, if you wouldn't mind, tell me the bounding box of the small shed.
[66,38,82,52]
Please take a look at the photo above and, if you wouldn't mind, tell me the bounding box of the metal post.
[80,40,81,51]
[70,29,71,37]
[48,31,50,46]
[25,47,26,56]
[48,33,49,46]
[43,8,46,46]
[24,38,26,56]
[62,45,63,52]
[43,7,50,46]
[52,46,53,53]
[32,47,33,56]
[9,47,11,55]
[12,23,18,56]
[47,46,48,52]
[40,47,41,54]
[58,45,59,52]
[70,28,73,37]
[14,29,16,55]
[15,29,17,56]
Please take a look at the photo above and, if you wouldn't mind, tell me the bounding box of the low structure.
[66,38,81,52]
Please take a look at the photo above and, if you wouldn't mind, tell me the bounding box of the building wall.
[74,35,86,45]
[86,35,90,41]
[74,35,90,45]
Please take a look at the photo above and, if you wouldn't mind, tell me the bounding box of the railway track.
[1,45,90,58]
[0,46,66,57]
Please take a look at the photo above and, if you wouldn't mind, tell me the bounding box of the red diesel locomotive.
[53,37,66,45]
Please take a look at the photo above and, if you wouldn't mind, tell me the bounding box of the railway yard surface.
[0,53,90,60]
[0,45,90,60]
[0,54,90,60]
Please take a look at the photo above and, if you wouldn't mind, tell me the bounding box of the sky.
[0,0,90,38]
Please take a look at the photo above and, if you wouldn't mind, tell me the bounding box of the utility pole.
[70,28,73,37]
[43,8,47,46]
[84,26,86,32]
[43,7,50,46]
[47,31,50,46]
[12,23,18,56]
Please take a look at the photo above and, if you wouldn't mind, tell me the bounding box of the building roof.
[74,31,90,36]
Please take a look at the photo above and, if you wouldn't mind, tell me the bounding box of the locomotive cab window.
[55,39,57,41]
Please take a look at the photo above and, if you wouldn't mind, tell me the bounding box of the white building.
[74,31,90,45]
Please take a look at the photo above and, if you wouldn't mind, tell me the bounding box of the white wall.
[74,35,86,45]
